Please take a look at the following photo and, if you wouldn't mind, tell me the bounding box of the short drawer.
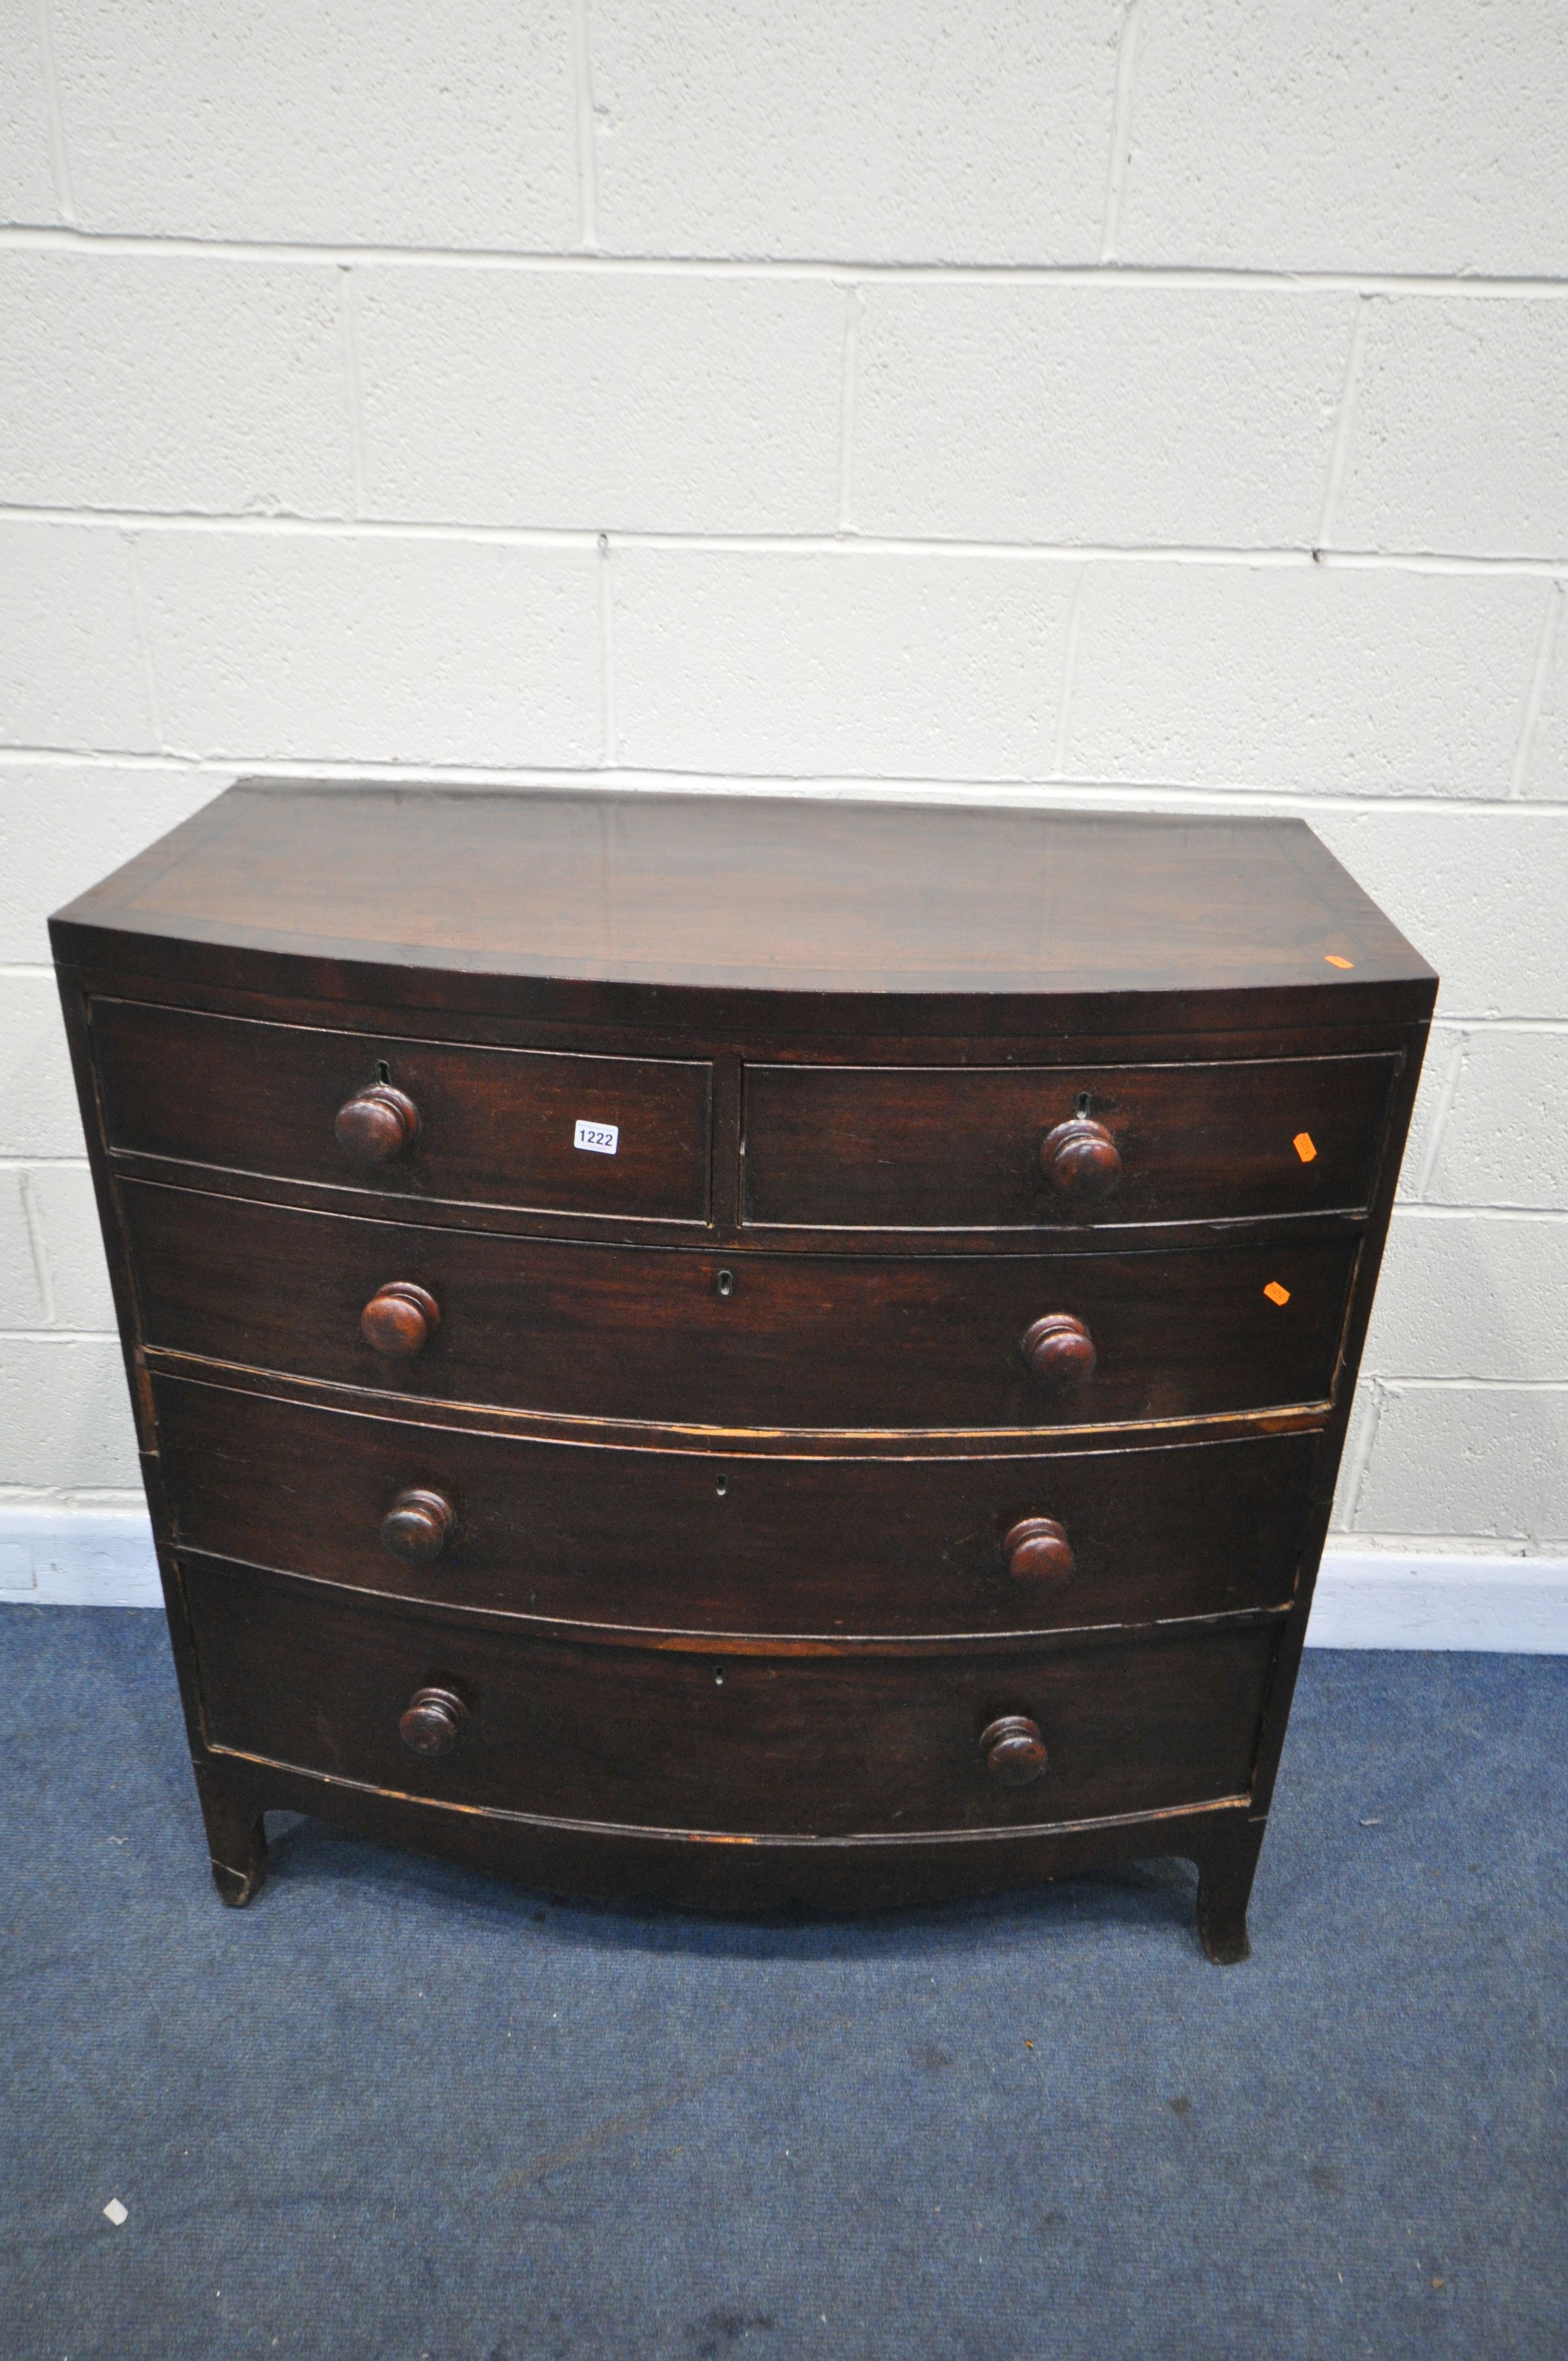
[742,1054,1399,1231]
[93,998,711,1225]
[155,1377,1319,1636]
[184,1559,1276,1837]
[124,1182,1356,1432]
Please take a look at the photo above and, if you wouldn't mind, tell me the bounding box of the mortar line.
[1315,294,1372,549]
[0,1489,151,1506]
[7,226,1568,295]
[1507,580,1562,798]
[1338,1380,1386,1528]
[3,504,1566,574]
[2,1329,136,1346]
[836,285,862,532]
[4,751,1568,830]
[32,0,75,225]
[570,0,599,252]
[1351,1378,1568,1392]
[1050,562,1088,778]
[598,532,616,765]
[14,1171,57,1328]
[123,532,165,752]
[1395,1204,1568,1222]
[1414,1028,1468,1199]
[337,266,370,518]
[1099,0,1144,263]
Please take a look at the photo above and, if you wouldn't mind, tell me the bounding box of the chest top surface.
[51,781,1434,1029]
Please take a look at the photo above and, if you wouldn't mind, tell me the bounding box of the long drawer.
[743,1054,1398,1231]
[93,998,712,1225]
[183,1558,1277,1838]
[155,1377,1319,1636]
[124,1183,1357,1432]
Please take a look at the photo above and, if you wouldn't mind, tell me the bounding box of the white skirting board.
[1,1508,1565,1650]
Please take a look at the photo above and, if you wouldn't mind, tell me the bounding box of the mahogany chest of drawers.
[52,785,1435,1963]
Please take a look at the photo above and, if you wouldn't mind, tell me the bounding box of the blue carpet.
[1,1611,1562,2361]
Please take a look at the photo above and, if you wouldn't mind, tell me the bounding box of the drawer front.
[156,1377,1319,1635]
[743,1055,1398,1231]
[125,1183,1357,1432]
[93,998,711,1224]
[184,1559,1276,1837]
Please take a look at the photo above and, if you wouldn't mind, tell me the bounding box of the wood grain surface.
[154,1374,1319,1636]
[742,1053,1397,1230]
[184,1555,1277,1838]
[124,1180,1358,1432]
[94,996,712,1225]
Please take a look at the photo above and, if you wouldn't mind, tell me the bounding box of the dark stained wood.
[742,1053,1398,1231]
[92,997,712,1226]
[192,1740,1264,1918]
[51,784,1436,1037]
[360,1280,440,1357]
[979,1715,1049,1786]
[1020,1311,1099,1389]
[183,1555,1277,1838]
[153,1376,1320,1637]
[1039,1116,1122,1204]
[380,1487,456,1565]
[334,1081,421,1164]
[1003,1516,1075,1586]
[399,1685,467,1758]
[1194,1815,1268,1965]
[193,1760,268,1907]
[123,1180,1358,1432]
[52,784,1436,1959]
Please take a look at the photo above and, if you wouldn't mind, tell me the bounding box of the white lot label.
[573,1119,619,1156]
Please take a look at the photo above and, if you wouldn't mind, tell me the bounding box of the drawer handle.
[980,1714,1048,1787]
[1020,1312,1097,1386]
[335,1082,421,1165]
[399,1685,466,1757]
[361,1281,441,1357]
[380,1487,456,1565]
[1039,1117,1121,1204]
[1004,1516,1074,1584]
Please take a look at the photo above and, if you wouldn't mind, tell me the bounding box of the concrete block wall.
[2,0,1565,1633]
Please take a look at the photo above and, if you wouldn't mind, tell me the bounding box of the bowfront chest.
[52,786,1435,1962]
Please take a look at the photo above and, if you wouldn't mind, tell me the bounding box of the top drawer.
[92,1000,712,1226]
[742,1055,1398,1232]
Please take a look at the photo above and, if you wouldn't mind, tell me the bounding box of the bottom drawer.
[185,1560,1276,1839]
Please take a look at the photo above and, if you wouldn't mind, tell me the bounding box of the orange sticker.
[1293,1131,1318,1163]
[1324,954,1354,970]
[1263,1281,1291,1307]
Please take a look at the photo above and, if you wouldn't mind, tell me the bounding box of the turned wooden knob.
[980,1715,1048,1787]
[361,1281,440,1357]
[1020,1312,1097,1386]
[335,1082,421,1164]
[1004,1516,1075,1584]
[399,1685,466,1757]
[1039,1116,1121,1204]
[380,1488,455,1565]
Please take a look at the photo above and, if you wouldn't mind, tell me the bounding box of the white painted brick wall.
[613,550,1074,777]
[1063,567,1545,797]
[356,271,845,533]
[851,287,1354,547]
[47,0,580,248]
[1117,0,1568,275]
[138,532,603,766]
[590,0,1122,263]
[2,1,1565,1602]
[1335,301,1568,561]
[0,256,353,515]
